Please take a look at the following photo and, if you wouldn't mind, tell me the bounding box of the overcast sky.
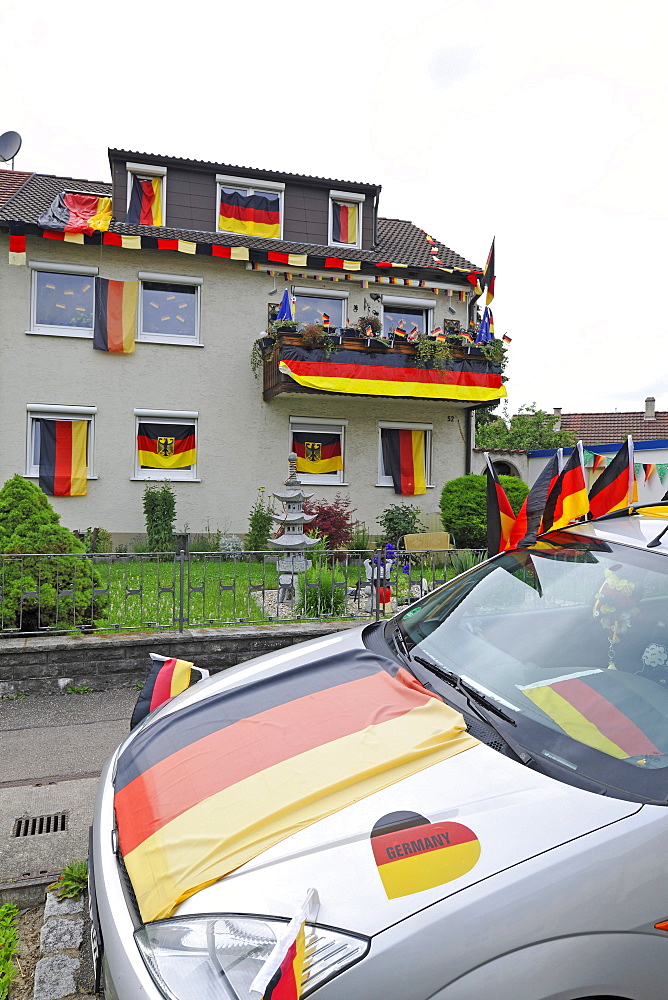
[2,0,665,419]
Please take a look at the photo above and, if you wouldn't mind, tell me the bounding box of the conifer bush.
[439,473,528,549]
[0,475,106,632]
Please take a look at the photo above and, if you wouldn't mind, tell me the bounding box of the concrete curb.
[33,891,94,999]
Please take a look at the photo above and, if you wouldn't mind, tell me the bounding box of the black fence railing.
[0,548,488,637]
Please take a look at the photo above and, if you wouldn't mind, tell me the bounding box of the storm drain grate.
[12,813,68,837]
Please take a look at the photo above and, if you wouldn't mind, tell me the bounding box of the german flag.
[292,432,342,475]
[93,278,138,354]
[137,423,196,469]
[278,346,505,402]
[520,670,667,759]
[371,811,481,899]
[113,651,479,921]
[485,454,515,553]
[382,429,426,495]
[38,419,88,497]
[131,655,196,729]
[219,188,280,238]
[332,202,358,245]
[127,175,163,226]
[592,453,606,471]
[38,192,112,234]
[644,463,657,484]
[589,437,636,519]
[542,443,589,531]
[509,453,560,547]
[8,220,26,265]
[251,890,318,1000]
[483,238,495,305]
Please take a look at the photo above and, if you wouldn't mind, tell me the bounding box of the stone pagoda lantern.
[270,452,319,602]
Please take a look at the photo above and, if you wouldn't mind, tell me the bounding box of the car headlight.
[135,914,369,999]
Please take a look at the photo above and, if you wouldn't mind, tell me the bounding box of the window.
[381,295,435,339]
[216,173,284,239]
[26,404,96,482]
[29,262,98,338]
[126,162,166,226]
[329,190,364,248]
[292,286,348,328]
[290,417,346,485]
[134,409,198,481]
[378,421,432,494]
[137,272,202,344]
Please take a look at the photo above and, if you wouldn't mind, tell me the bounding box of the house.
[0,149,506,542]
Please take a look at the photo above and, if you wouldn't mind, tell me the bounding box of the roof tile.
[560,411,668,444]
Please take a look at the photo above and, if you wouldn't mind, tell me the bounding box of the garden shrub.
[296,567,347,616]
[376,504,426,548]
[301,494,354,550]
[143,482,177,552]
[245,488,274,553]
[0,475,106,632]
[439,474,529,549]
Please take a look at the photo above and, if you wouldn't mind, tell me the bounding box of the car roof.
[548,505,668,552]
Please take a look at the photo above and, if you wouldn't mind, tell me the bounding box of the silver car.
[91,508,668,999]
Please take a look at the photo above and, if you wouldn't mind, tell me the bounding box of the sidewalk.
[0,690,136,883]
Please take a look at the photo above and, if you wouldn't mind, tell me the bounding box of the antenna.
[0,131,22,169]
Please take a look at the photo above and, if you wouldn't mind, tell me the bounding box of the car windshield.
[393,534,668,803]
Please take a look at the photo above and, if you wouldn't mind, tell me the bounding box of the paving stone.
[40,915,83,953]
[44,892,84,919]
[33,953,79,1000]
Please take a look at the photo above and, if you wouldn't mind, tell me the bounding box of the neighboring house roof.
[560,411,668,444]
[0,170,33,207]
[0,172,478,275]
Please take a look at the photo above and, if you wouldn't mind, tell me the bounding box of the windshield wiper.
[392,625,414,660]
[412,654,517,726]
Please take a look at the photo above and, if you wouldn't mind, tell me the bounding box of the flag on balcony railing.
[588,437,636,518]
[137,423,197,469]
[292,432,343,475]
[127,175,163,226]
[381,429,426,495]
[38,419,88,496]
[38,192,112,235]
[475,307,493,345]
[485,454,515,553]
[332,201,358,245]
[542,443,589,531]
[219,187,280,238]
[94,278,138,353]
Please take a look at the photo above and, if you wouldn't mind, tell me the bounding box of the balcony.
[261,331,506,404]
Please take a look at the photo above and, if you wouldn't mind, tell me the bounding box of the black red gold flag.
[382,429,426,495]
[127,175,163,226]
[219,188,280,238]
[94,278,138,353]
[131,654,196,729]
[588,437,636,518]
[8,220,26,264]
[483,238,495,304]
[509,453,561,548]
[137,423,196,469]
[485,454,515,554]
[38,193,112,234]
[38,419,88,496]
[542,443,589,531]
[292,432,342,475]
[332,202,358,244]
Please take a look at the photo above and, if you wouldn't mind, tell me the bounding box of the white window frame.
[289,416,348,486]
[137,271,203,346]
[126,162,167,226]
[328,190,364,249]
[216,173,285,240]
[25,404,97,480]
[381,294,435,336]
[292,285,348,328]
[28,261,98,339]
[133,408,199,482]
[377,420,433,488]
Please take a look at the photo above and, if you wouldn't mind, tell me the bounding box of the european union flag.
[475,306,493,345]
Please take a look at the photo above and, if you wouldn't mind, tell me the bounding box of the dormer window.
[216,174,284,239]
[329,190,364,248]
[126,163,166,227]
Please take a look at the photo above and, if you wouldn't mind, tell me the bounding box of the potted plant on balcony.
[413,334,452,369]
[272,318,299,334]
[250,329,279,378]
[357,315,382,338]
[480,338,508,372]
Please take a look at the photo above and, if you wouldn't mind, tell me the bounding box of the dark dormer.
[108,150,381,250]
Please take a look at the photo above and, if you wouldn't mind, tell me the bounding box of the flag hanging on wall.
[127,175,163,226]
[332,201,358,245]
[382,429,426,495]
[94,278,138,354]
[38,193,112,235]
[292,432,343,475]
[8,220,26,265]
[219,188,280,238]
[38,419,88,496]
[542,443,589,531]
[137,423,197,469]
[485,454,515,553]
[588,437,636,518]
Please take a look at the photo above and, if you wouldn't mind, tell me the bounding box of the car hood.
[178,738,641,936]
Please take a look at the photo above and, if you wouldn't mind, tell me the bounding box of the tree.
[376,504,426,547]
[475,404,576,451]
[143,482,177,552]
[0,475,106,631]
[440,474,529,549]
[245,488,275,552]
[301,494,354,550]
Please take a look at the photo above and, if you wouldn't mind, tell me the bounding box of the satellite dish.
[0,131,22,166]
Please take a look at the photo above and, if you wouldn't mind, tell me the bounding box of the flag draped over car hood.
[113,649,480,922]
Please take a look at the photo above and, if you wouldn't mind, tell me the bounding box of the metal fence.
[0,547,488,637]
